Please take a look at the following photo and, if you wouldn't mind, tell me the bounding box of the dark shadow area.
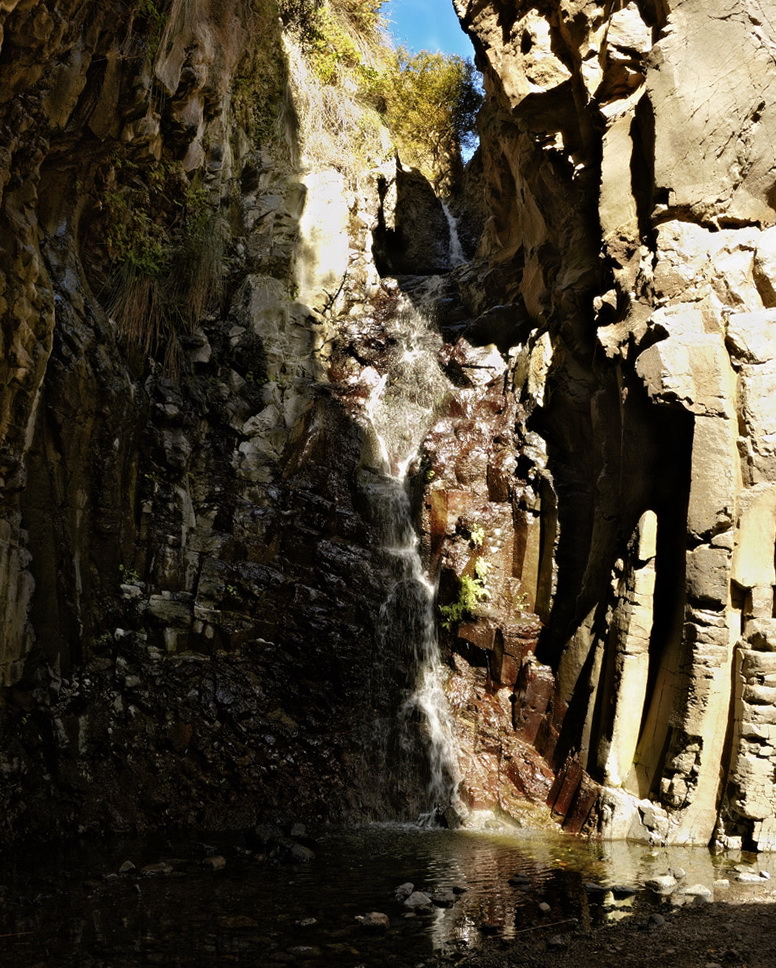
[3,825,776,968]
[0,0,446,841]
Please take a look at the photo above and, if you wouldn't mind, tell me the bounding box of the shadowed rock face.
[0,0,449,838]
[1,0,776,849]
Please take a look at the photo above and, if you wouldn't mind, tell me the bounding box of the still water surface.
[1,823,771,966]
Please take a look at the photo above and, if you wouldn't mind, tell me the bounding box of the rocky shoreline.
[431,891,776,968]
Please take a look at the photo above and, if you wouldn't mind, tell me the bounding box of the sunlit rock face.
[450,0,776,849]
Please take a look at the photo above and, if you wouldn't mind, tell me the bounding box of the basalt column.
[452,0,776,847]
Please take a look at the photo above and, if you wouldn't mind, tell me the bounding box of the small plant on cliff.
[468,524,485,548]
[439,557,491,629]
[119,564,141,586]
[103,158,225,379]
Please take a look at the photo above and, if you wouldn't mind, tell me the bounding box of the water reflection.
[1,825,774,967]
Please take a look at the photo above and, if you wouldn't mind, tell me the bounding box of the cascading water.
[360,295,462,822]
[441,201,466,267]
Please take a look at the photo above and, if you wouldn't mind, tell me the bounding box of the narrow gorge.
[1,0,776,866]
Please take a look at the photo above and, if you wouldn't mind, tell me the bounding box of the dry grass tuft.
[284,33,391,178]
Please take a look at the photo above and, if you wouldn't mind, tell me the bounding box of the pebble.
[432,892,456,908]
[713,879,730,889]
[670,866,687,880]
[648,913,666,928]
[404,891,433,910]
[538,902,551,914]
[118,860,135,874]
[644,874,677,894]
[676,883,712,898]
[141,862,173,876]
[358,911,389,931]
[508,874,531,887]
[736,872,763,883]
[547,935,568,949]
[202,855,226,871]
[287,946,322,959]
[611,885,636,898]
[584,882,607,894]
[395,882,414,901]
[288,843,315,863]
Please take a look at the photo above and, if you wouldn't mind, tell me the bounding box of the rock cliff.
[0,0,775,852]
[451,0,776,850]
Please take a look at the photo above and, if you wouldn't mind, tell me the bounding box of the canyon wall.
[0,0,454,836]
[447,0,776,849]
[0,0,775,851]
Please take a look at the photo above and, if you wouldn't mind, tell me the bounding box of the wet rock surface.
[430,898,776,968]
[0,0,464,837]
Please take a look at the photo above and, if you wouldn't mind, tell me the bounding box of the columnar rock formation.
[451,0,776,849]
[0,0,775,850]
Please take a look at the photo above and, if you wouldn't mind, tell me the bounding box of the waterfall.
[442,201,466,267]
[362,297,461,821]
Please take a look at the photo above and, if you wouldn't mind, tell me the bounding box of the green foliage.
[336,0,384,34]
[281,0,384,52]
[468,524,485,548]
[439,558,491,629]
[131,0,168,60]
[379,48,482,190]
[278,0,324,45]
[474,557,491,581]
[103,157,175,274]
[293,1,386,84]
[307,5,362,82]
[103,159,224,379]
[105,193,168,276]
[119,564,141,585]
[512,589,529,610]
[138,0,164,26]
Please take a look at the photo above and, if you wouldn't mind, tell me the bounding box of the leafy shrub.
[439,558,491,629]
[379,48,482,190]
[278,0,324,46]
[468,524,485,548]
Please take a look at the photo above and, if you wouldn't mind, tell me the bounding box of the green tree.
[382,48,482,191]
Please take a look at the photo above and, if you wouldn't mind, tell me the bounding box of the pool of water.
[1,822,772,967]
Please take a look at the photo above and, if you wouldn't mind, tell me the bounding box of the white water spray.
[363,296,461,819]
[442,201,466,268]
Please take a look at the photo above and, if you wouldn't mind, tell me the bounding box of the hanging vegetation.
[281,0,481,189]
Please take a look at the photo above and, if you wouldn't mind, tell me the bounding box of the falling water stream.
[441,201,466,267]
[3,275,773,968]
[358,293,461,819]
